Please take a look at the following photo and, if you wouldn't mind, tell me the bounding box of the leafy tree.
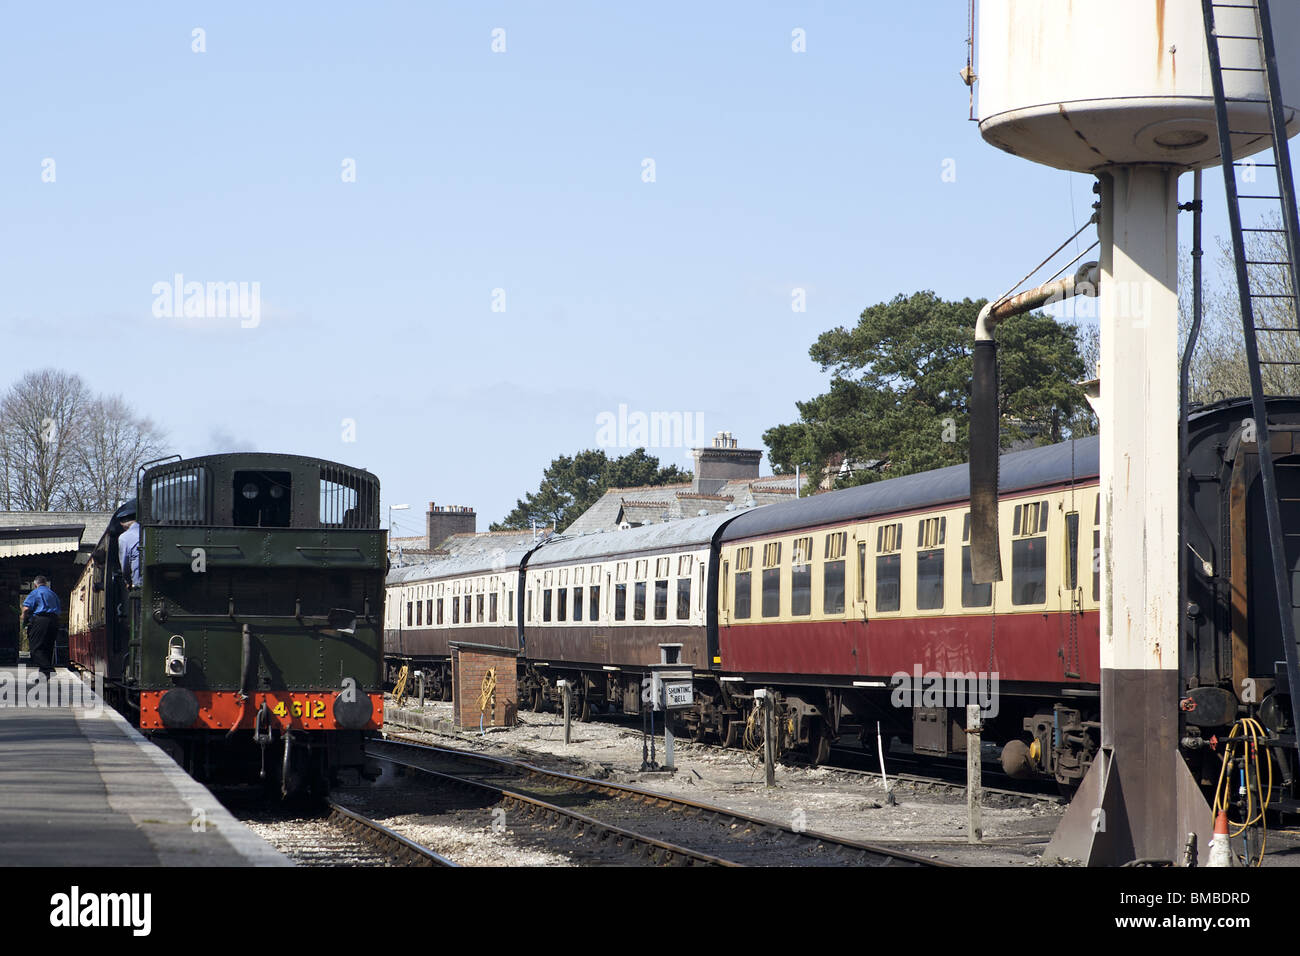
[765,291,1090,491]
[491,448,691,532]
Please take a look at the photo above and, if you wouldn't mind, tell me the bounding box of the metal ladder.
[1203,0,1300,751]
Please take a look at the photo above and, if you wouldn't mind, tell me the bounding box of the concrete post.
[1046,166,1213,864]
[966,704,982,844]
[560,680,571,746]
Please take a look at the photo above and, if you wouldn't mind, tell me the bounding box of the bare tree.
[0,370,90,510]
[0,370,169,512]
[64,395,168,511]
[1181,216,1300,404]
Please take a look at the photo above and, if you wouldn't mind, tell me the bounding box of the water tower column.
[1046,165,1212,864]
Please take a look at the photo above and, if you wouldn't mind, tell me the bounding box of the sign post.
[650,644,691,772]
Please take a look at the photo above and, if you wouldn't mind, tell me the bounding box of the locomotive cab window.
[233,470,292,527]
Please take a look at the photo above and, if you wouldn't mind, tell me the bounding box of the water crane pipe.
[969,261,1099,585]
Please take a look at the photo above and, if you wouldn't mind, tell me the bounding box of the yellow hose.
[1210,716,1273,866]
[478,667,497,715]
[393,665,409,707]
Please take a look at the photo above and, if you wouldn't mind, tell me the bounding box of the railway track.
[367,733,946,867]
[383,703,1061,811]
[231,797,459,867]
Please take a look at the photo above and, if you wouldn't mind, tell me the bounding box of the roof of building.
[0,512,114,544]
[721,437,1099,542]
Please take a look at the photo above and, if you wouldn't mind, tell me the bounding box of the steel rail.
[326,801,460,867]
[370,734,946,867]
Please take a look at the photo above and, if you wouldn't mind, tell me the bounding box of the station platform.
[0,666,288,866]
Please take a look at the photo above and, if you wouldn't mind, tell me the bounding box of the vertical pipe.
[1179,170,1204,680]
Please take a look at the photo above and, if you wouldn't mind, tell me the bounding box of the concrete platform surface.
[0,667,288,866]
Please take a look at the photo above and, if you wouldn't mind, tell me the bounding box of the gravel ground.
[381,698,1066,866]
[240,813,395,866]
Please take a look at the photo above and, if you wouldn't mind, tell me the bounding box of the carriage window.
[589,586,600,621]
[761,542,782,617]
[489,592,498,623]
[857,542,867,602]
[437,598,444,625]
[791,536,812,616]
[1064,512,1080,591]
[961,512,992,607]
[615,583,627,620]
[735,571,752,619]
[824,559,845,615]
[416,601,422,626]
[508,591,514,623]
[634,582,647,620]
[876,554,901,612]
[452,598,460,624]
[761,568,781,617]
[235,470,292,527]
[677,579,691,619]
[916,548,944,610]
[426,598,432,623]
[463,595,471,622]
[407,601,413,626]
[1012,538,1047,605]
[543,589,553,622]
[573,587,583,622]
[527,590,532,622]
[654,580,668,620]
[476,594,485,623]
[557,587,567,622]
[875,522,903,612]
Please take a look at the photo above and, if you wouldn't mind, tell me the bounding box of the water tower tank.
[977,0,1300,172]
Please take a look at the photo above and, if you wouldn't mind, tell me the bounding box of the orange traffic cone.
[1208,810,1233,867]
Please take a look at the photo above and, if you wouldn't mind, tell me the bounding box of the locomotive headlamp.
[241,482,259,499]
[269,485,285,499]
[165,635,187,678]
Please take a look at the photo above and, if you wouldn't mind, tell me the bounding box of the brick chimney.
[691,432,761,496]
[426,501,476,548]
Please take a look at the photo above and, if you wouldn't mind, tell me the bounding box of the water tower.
[973,0,1300,864]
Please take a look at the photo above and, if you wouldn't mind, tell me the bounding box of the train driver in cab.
[118,504,143,588]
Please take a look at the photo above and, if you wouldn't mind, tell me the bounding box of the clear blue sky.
[1,1,1231,536]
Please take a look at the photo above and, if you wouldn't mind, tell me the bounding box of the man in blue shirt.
[19,575,61,677]
[118,507,142,587]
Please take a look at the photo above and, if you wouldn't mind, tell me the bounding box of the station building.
[0,511,112,664]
